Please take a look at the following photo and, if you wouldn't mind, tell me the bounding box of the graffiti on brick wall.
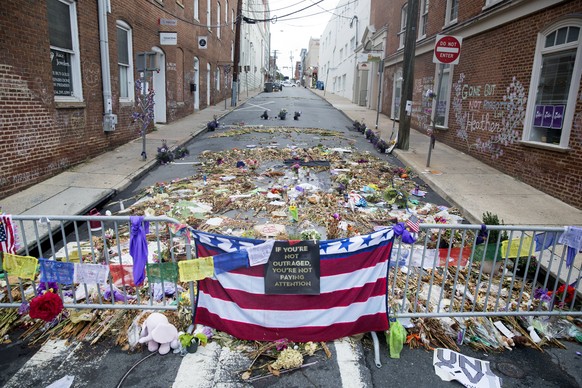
[412,76,435,135]
[453,74,526,158]
[82,59,101,88]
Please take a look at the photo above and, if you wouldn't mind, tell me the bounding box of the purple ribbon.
[129,216,149,286]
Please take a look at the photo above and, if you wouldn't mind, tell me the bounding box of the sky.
[267,0,340,78]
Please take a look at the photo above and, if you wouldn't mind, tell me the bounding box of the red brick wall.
[380,1,582,209]
[0,0,234,200]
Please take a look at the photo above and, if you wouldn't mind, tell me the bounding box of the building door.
[152,47,166,123]
[194,57,200,110]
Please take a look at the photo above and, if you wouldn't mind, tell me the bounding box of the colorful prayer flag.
[74,263,110,284]
[109,264,135,287]
[39,258,74,284]
[146,262,178,283]
[500,236,534,258]
[0,215,17,254]
[192,228,394,342]
[178,257,214,282]
[2,253,38,280]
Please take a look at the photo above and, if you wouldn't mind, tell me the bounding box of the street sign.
[433,35,462,65]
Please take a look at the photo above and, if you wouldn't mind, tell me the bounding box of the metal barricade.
[0,215,195,312]
[388,224,581,318]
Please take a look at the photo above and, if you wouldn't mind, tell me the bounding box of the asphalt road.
[2,87,581,388]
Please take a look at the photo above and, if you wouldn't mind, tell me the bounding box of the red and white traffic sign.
[433,35,462,65]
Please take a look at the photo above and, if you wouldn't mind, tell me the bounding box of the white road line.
[235,101,275,111]
[334,338,366,388]
[172,342,249,387]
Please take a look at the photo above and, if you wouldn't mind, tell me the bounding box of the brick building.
[0,0,237,199]
[369,0,582,209]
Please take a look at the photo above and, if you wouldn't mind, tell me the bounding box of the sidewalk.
[311,89,582,227]
[0,89,262,218]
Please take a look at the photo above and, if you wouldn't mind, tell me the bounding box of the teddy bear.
[138,312,180,355]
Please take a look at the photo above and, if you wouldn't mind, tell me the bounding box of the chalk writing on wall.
[453,74,526,159]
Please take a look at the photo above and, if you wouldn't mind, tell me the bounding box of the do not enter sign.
[433,35,462,65]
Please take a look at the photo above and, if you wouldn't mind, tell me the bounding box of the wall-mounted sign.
[159,18,177,26]
[265,241,320,295]
[358,62,370,70]
[198,36,208,49]
[160,32,177,45]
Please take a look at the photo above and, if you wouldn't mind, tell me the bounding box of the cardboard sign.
[265,241,320,295]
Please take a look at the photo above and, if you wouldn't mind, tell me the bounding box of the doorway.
[152,46,166,123]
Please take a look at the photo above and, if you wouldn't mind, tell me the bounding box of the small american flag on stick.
[406,215,420,233]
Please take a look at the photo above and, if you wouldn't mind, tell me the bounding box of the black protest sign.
[265,241,320,295]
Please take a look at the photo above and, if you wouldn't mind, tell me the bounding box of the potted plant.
[278,109,288,120]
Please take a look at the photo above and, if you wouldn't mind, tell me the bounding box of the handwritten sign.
[265,241,320,295]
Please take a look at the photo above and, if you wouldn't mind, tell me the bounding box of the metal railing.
[388,224,581,318]
[1,217,580,319]
[0,215,195,312]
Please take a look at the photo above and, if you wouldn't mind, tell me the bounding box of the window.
[433,64,452,127]
[194,0,199,20]
[225,0,228,24]
[392,69,403,119]
[350,37,355,51]
[48,0,82,101]
[445,0,458,25]
[232,10,235,30]
[524,20,582,148]
[207,0,211,30]
[339,48,343,62]
[116,21,134,102]
[217,2,221,38]
[419,0,429,38]
[399,3,407,49]
[484,0,503,7]
[215,67,220,90]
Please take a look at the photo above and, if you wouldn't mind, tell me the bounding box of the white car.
[281,80,292,87]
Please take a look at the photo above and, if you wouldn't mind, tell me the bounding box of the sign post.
[427,35,462,167]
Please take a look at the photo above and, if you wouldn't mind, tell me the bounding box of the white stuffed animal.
[138,312,180,355]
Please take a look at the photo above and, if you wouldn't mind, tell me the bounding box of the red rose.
[29,291,63,322]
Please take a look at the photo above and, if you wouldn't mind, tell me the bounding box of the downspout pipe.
[98,0,117,131]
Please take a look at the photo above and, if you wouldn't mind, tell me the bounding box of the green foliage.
[482,211,508,242]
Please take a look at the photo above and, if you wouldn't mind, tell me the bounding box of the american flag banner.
[192,228,395,342]
[0,215,17,254]
[406,215,420,233]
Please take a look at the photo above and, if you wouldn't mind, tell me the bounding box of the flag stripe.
[199,276,387,310]
[205,260,388,294]
[195,310,388,342]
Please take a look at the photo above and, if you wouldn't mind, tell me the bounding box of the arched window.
[523,18,582,148]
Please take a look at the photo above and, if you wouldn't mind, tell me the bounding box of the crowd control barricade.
[0,215,195,312]
[388,224,582,318]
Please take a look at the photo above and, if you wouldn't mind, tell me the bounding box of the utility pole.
[397,0,419,150]
[231,0,243,107]
[290,51,294,80]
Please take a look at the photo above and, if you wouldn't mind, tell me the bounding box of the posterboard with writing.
[265,241,320,295]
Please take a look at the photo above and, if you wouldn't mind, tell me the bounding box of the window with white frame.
[217,1,221,38]
[524,19,582,148]
[48,0,82,101]
[194,0,199,20]
[433,64,452,127]
[392,69,403,119]
[445,0,458,25]
[207,0,211,30]
[419,0,429,38]
[484,0,503,7]
[225,0,228,24]
[399,3,407,49]
[215,67,220,90]
[116,21,134,102]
